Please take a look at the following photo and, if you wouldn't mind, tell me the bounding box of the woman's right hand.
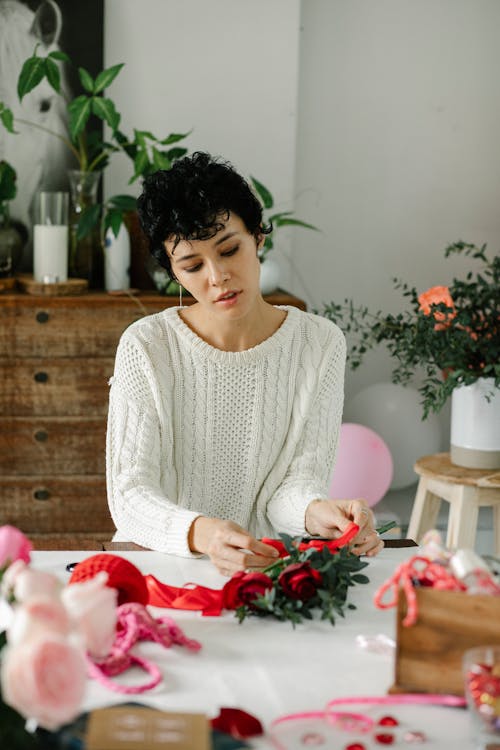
[188,517,279,576]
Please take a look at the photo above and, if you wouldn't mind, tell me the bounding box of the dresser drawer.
[0,418,106,474]
[0,476,112,534]
[0,359,114,416]
[0,295,167,357]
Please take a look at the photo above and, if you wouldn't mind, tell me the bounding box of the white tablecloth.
[32,548,475,749]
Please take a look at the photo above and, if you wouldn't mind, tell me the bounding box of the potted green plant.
[322,241,500,468]
[0,47,190,286]
[0,160,24,279]
[250,176,318,294]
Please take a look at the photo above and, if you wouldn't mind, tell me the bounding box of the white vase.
[450,377,500,469]
[104,223,130,291]
[259,256,281,295]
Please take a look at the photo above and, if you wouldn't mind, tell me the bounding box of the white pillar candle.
[33,224,68,283]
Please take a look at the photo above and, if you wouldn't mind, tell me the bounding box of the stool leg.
[493,504,500,556]
[408,479,442,543]
[446,485,479,551]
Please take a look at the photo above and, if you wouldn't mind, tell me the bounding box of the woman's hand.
[188,517,280,576]
[305,498,383,557]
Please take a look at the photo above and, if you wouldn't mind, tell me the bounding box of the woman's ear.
[256,232,265,252]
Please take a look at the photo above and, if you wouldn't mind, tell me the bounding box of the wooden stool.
[408,452,500,553]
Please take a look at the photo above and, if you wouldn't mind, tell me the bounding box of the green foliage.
[250,176,318,260]
[0,47,191,240]
[321,242,500,417]
[236,534,369,627]
[0,161,17,204]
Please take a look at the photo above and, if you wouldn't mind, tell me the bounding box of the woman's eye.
[221,246,238,257]
[185,263,202,273]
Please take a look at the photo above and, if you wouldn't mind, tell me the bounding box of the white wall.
[104,0,301,266]
[293,0,500,405]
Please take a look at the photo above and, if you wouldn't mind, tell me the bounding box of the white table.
[33,547,475,749]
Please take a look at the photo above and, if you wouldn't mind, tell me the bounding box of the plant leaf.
[76,204,101,240]
[152,147,171,170]
[17,56,45,100]
[93,63,124,94]
[0,106,15,134]
[48,50,70,62]
[78,67,95,94]
[107,194,137,211]
[44,57,61,93]
[104,208,123,237]
[250,176,273,209]
[0,160,17,201]
[91,97,120,131]
[68,95,92,140]
[273,217,318,230]
[160,131,191,146]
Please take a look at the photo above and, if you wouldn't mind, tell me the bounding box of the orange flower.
[418,286,456,330]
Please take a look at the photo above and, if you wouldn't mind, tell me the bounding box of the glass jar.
[68,169,103,288]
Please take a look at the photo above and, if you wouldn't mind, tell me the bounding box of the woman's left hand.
[305,498,383,557]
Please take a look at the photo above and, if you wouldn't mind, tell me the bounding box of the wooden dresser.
[0,290,306,547]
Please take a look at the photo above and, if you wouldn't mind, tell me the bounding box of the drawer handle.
[36,311,49,323]
[34,371,48,383]
[34,430,48,442]
[33,489,51,501]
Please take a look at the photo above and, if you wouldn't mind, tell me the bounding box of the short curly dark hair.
[137,151,271,280]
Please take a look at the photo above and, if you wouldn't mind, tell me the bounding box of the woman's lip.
[215,290,240,302]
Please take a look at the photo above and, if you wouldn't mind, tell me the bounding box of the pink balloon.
[329,423,393,507]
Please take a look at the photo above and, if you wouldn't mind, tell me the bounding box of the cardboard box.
[390,587,500,695]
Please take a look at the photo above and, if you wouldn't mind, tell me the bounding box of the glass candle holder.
[463,645,500,747]
[33,191,69,283]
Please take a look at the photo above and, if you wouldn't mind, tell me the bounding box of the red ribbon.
[261,521,360,557]
[146,523,360,615]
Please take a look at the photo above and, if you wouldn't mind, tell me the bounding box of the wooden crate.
[390,587,500,696]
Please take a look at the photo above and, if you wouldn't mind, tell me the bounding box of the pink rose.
[0,525,32,568]
[1,634,86,730]
[10,566,60,603]
[62,571,117,658]
[7,596,71,648]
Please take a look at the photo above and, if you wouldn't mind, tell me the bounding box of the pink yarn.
[86,602,201,694]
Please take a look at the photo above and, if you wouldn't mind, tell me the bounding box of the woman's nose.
[209,263,230,285]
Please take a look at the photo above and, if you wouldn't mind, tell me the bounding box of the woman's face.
[165,212,263,317]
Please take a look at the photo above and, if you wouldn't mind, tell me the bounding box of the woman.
[107,152,383,574]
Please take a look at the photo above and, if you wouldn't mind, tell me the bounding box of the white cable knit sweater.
[106,306,346,557]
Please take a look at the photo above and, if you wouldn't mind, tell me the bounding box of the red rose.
[223,571,273,610]
[278,562,322,601]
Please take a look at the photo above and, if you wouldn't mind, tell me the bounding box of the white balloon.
[345,383,442,490]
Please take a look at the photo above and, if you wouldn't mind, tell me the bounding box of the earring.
[179,284,183,308]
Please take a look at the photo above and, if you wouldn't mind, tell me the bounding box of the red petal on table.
[69,553,148,605]
[374,733,395,744]
[211,707,263,738]
[145,574,225,616]
[378,715,399,726]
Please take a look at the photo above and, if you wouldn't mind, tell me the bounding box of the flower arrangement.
[322,241,500,417]
[223,526,370,626]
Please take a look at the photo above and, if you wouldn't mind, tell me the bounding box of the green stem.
[15,117,81,165]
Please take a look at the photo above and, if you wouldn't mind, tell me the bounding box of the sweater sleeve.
[265,324,346,536]
[106,330,200,556]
